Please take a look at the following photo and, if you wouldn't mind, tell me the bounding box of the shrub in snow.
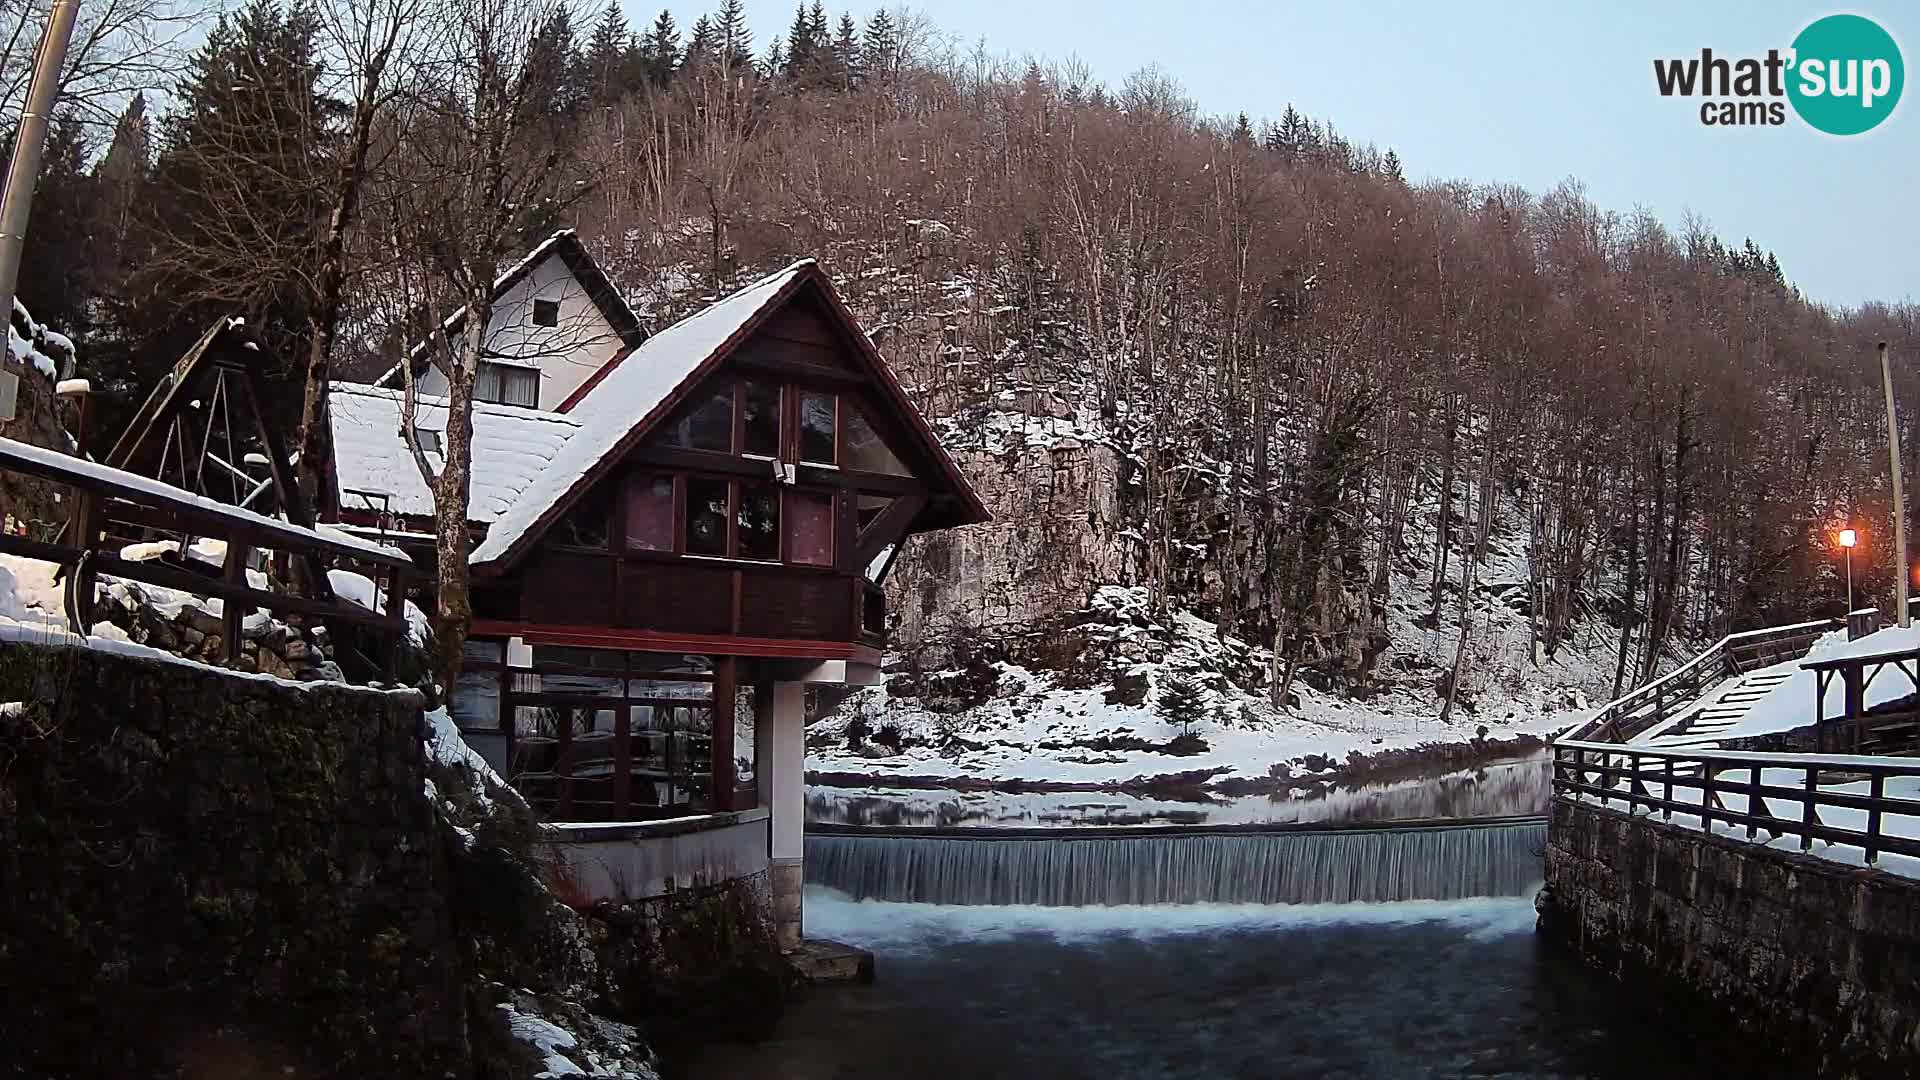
[1156,673,1208,736]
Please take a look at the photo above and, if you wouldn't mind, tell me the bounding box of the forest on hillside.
[9,0,1920,701]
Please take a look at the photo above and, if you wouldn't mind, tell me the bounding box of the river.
[680,888,1750,1080]
[674,756,1753,1079]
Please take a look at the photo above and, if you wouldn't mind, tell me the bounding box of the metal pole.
[0,0,80,330]
[1882,341,1910,628]
[1847,544,1854,616]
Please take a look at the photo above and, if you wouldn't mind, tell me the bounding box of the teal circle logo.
[1788,14,1904,135]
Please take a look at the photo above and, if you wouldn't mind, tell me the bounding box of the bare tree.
[386,0,583,690]
[293,0,436,516]
[0,0,194,132]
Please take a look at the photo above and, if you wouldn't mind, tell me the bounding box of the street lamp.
[1839,528,1859,614]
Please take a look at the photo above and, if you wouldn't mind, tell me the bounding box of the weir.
[804,816,1546,905]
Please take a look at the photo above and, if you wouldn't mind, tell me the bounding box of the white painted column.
[764,680,806,949]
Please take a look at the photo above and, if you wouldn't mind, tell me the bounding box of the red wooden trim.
[472,619,867,660]
[477,264,989,575]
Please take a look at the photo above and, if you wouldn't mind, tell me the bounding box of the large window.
[625,473,673,551]
[685,476,729,555]
[737,482,780,560]
[844,404,912,476]
[476,360,539,407]
[798,390,837,464]
[741,382,780,457]
[666,386,733,451]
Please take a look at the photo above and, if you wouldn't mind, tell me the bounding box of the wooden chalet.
[327,250,987,944]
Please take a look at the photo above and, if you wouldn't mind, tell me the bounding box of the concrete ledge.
[541,807,770,843]
[544,809,772,903]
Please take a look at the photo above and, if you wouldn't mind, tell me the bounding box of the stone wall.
[0,638,467,1078]
[1540,798,1920,1078]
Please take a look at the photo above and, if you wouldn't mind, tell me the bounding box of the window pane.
[787,491,834,566]
[533,298,559,327]
[474,362,502,403]
[857,493,894,531]
[502,368,539,407]
[685,476,729,555]
[799,391,836,464]
[741,382,780,457]
[557,482,612,548]
[625,473,674,551]
[666,385,733,452]
[844,405,912,476]
[738,481,780,560]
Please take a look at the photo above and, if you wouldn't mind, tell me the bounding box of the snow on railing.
[1554,739,1920,872]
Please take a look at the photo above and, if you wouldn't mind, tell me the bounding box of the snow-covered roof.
[328,382,579,524]
[467,260,814,566]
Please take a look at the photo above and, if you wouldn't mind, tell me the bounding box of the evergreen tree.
[716,0,753,67]
[11,116,98,335]
[783,1,817,77]
[91,94,149,301]
[1157,674,1208,736]
[1275,104,1307,158]
[1381,148,1405,184]
[1231,111,1254,145]
[585,3,633,103]
[862,8,897,79]
[763,34,786,79]
[684,15,718,70]
[526,8,587,117]
[641,10,680,85]
[104,0,334,431]
[834,12,861,88]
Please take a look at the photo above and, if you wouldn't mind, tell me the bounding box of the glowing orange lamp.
[1839,528,1858,613]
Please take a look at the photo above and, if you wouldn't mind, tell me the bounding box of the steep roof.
[467,259,989,571]
[328,382,579,524]
[376,229,643,385]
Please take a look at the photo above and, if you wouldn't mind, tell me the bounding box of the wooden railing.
[1565,619,1841,744]
[0,435,414,676]
[1553,739,1920,865]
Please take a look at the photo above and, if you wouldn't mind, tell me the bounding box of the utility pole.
[1882,341,1909,628]
[0,0,80,338]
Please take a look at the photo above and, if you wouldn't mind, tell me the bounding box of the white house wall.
[415,254,627,410]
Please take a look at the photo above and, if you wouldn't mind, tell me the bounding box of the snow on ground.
[1713,623,1920,741]
[502,1005,586,1077]
[815,573,1610,790]
[0,553,414,696]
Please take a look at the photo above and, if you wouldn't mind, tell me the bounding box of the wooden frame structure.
[0,435,413,675]
[1804,645,1920,754]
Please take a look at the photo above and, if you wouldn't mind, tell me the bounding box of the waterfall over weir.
[805,817,1547,906]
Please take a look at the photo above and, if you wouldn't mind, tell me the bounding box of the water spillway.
[804,815,1547,906]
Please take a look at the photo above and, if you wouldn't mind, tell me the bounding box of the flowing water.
[674,755,1750,1079]
[805,819,1546,905]
[678,889,1750,1080]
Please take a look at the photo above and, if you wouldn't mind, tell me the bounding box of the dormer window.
[532,298,560,327]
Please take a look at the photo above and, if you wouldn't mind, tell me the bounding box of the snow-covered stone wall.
[0,638,467,1077]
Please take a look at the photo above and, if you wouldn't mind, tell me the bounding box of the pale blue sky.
[641,1,1917,308]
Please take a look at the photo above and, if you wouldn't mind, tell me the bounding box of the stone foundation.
[1541,798,1920,1078]
[770,857,804,951]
